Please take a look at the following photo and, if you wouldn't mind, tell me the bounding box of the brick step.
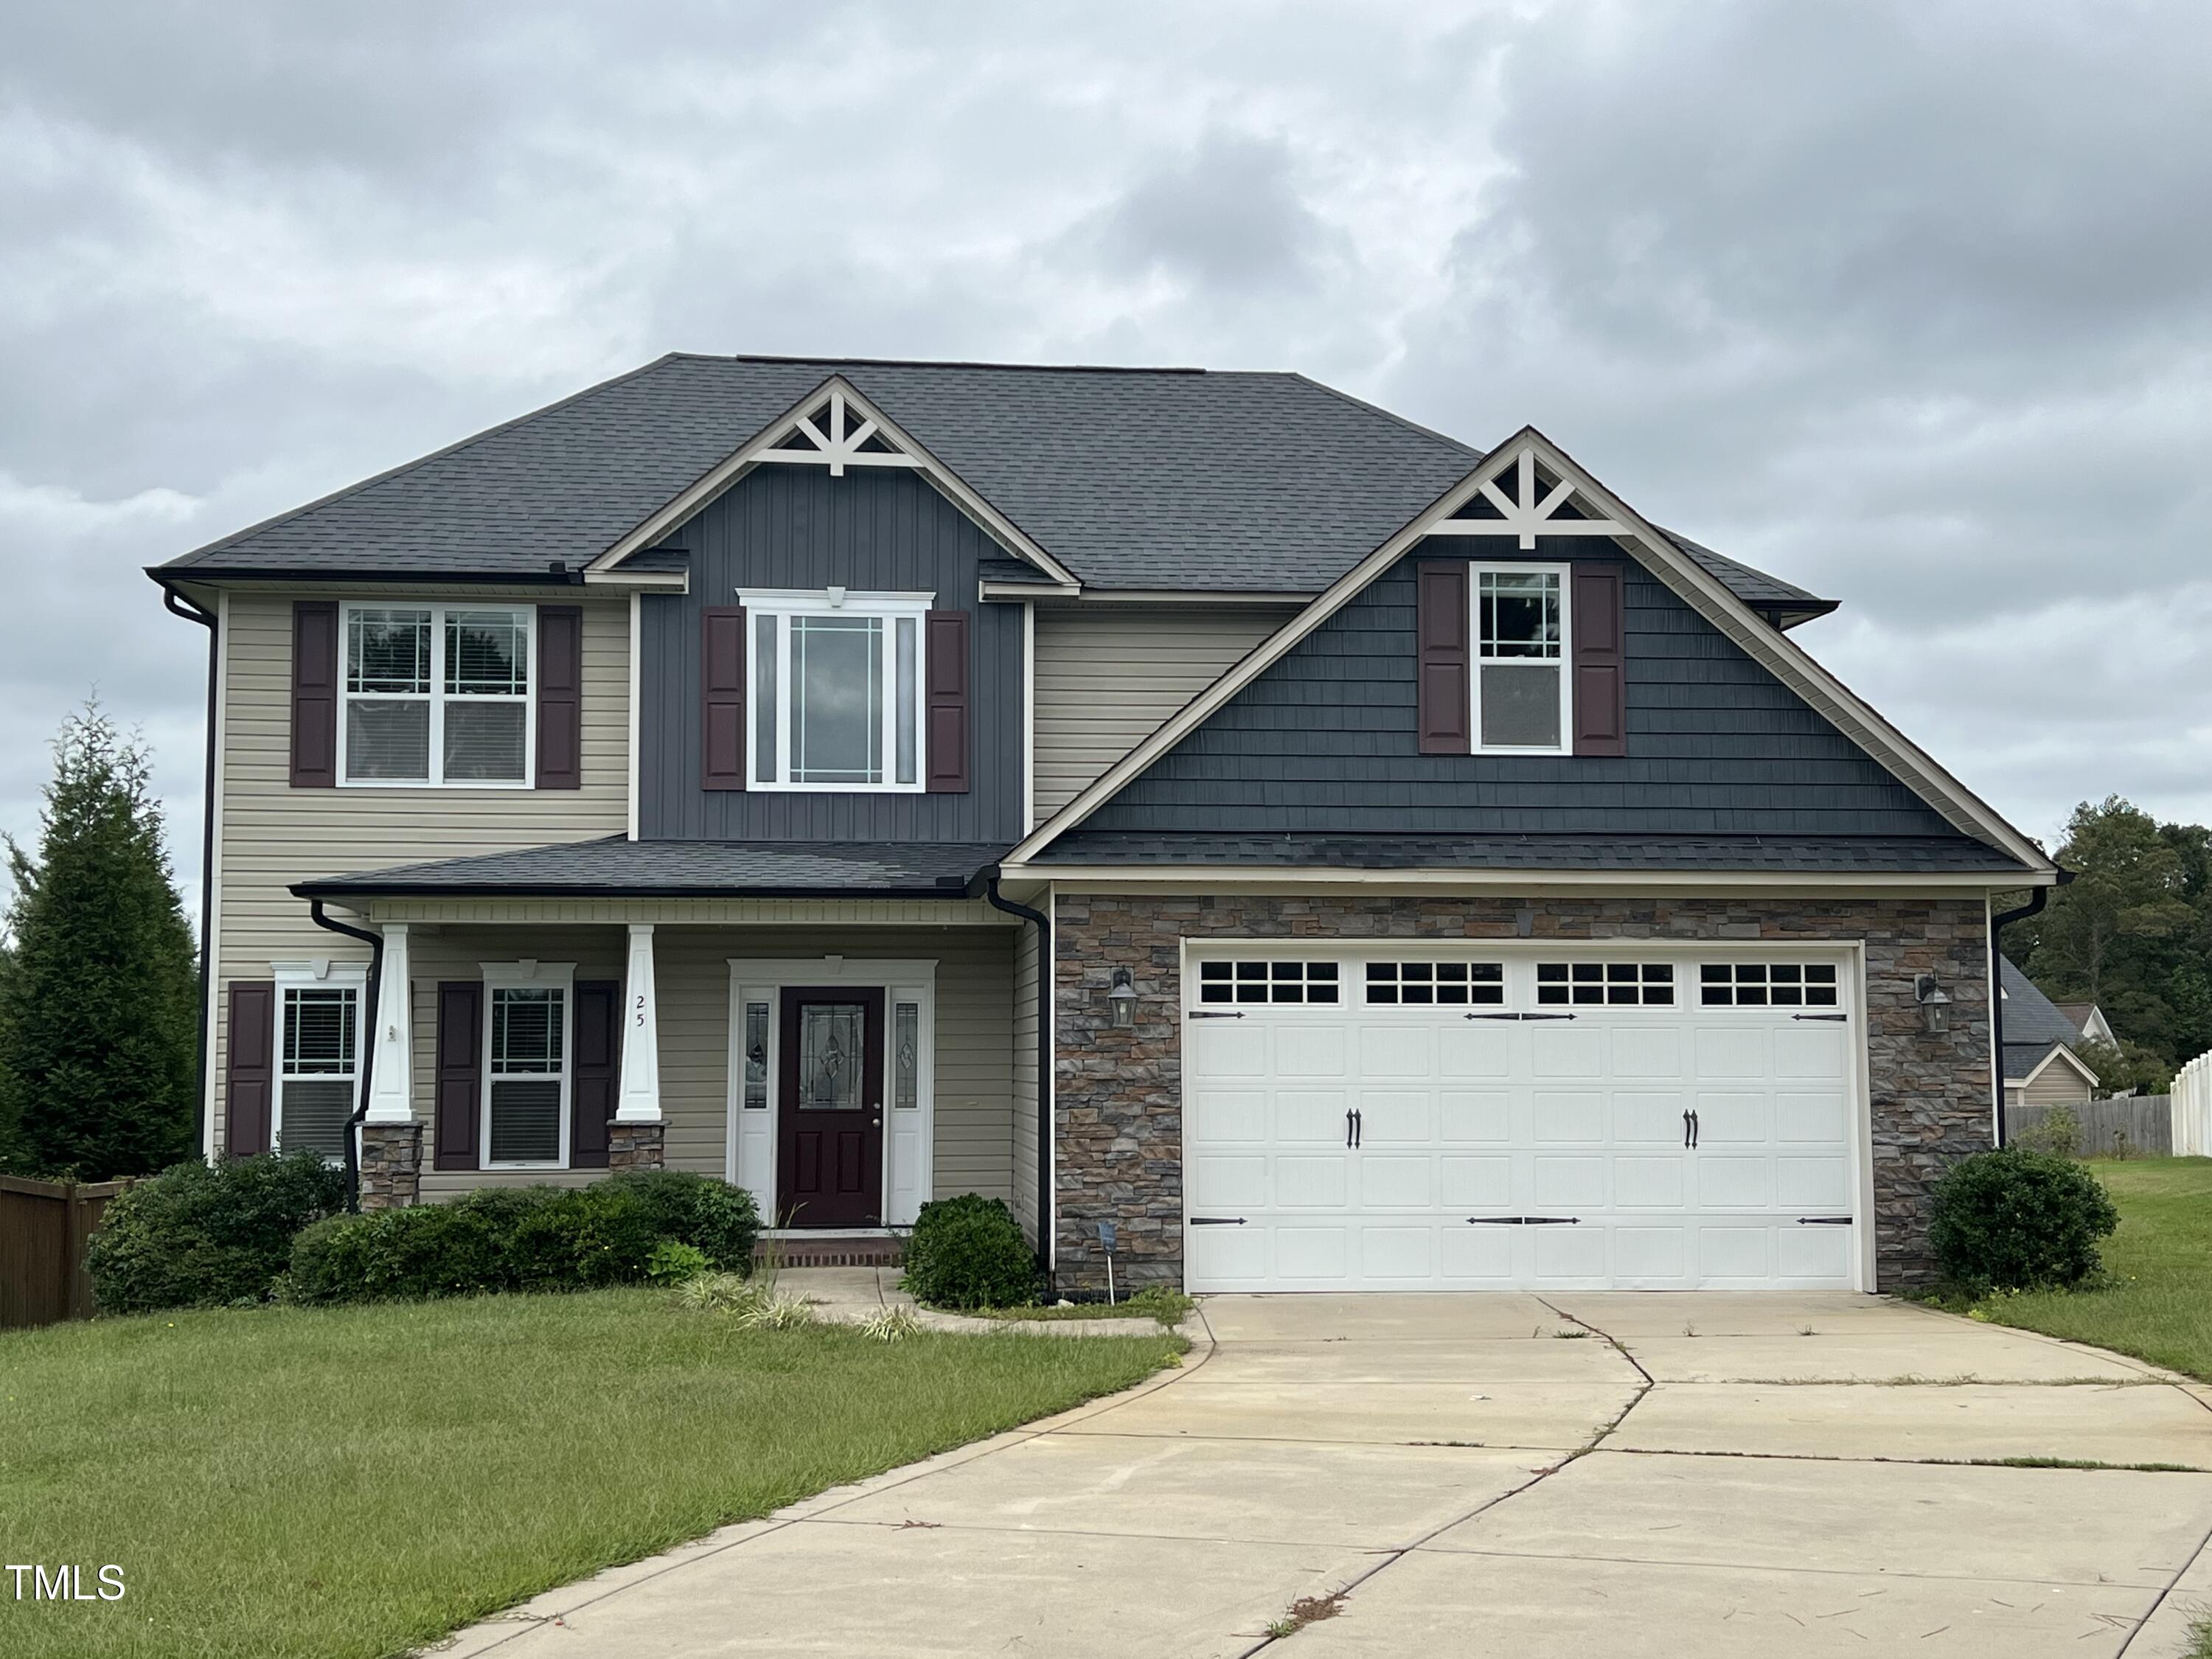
[759,1236,905,1268]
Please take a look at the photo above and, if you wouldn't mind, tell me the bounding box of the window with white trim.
[1473,564,1570,753]
[341,604,532,785]
[1700,963,1839,1007]
[743,589,930,791]
[1366,961,1505,1006]
[1197,961,1340,1005]
[274,978,361,1161]
[484,975,570,1167]
[1537,961,1674,1006]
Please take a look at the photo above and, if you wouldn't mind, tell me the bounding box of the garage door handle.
[1189,1010,1245,1020]
[1792,1013,1848,1023]
[1797,1215,1853,1226]
[1189,1217,1248,1226]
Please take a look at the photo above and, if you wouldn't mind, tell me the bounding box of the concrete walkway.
[436,1291,2212,1658]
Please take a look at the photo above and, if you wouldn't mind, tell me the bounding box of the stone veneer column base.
[358,1122,422,1211]
[607,1122,666,1172]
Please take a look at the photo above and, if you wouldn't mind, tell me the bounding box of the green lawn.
[0,1289,1181,1659]
[1964,1157,2212,1381]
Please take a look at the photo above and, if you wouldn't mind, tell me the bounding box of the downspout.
[1989,869,2072,1147]
[981,871,1052,1283]
[307,899,382,1213]
[162,584,218,1155]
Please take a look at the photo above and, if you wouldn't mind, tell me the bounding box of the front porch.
[330,895,1034,1239]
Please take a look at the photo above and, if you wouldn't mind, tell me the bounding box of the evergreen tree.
[0,703,198,1178]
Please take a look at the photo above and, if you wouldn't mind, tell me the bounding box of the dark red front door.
[776,988,885,1228]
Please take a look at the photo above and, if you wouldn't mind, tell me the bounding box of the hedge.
[900,1193,1038,1310]
[85,1152,347,1314]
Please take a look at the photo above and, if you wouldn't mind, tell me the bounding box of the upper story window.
[341,604,532,786]
[1474,565,1569,754]
[742,590,931,793]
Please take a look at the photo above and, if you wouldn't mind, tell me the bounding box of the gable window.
[483,968,571,1168]
[271,963,366,1162]
[742,590,929,792]
[341,604,532,785]
[1474,565,1570,753]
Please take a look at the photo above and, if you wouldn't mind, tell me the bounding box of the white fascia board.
[587,374,1079,590]
[979,580,1080,602]
[993,863,2048,896]
[2016,1043,2099,1091]
[1005,425,2054,876]
[582,568,688,591]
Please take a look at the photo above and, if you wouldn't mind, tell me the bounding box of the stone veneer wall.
[1052,893,1991,1294]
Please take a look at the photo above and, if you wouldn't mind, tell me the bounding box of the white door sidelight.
[1182,948,1866,1293]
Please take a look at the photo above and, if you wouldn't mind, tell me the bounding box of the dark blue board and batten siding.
[1083,539,1967,838]
[638,465,1024,843]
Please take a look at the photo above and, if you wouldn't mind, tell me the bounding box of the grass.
[0,1287,1183,1658]
[968,1287,1196,1326]
[1947,1157,2212,1382]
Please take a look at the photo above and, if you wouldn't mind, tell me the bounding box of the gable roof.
[153,353,1832,612]
[1004,427,2054,876]
[2001,956,2097,1079]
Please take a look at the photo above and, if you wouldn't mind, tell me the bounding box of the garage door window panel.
[1366,961,1503,1006]
[1537,962,1674,1006]
[1700,963,1839,1007]
[1197,960,1340,1005]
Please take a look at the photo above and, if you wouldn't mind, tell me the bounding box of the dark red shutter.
[1416,562,1471,755]
[433,981,484,1171]
[224,981,276,1156]
[1571,564,1627,757]
[535,605,583,790]
[570,980,620,1169]
[702,606,747,790]
[925,609,970,793]
[291,601,338,787]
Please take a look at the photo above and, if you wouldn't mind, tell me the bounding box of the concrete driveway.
[443,1293,2212,1658]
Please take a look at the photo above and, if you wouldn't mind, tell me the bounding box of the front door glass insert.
[797,1004,866,1110]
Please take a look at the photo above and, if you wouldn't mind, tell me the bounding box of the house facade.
[1999,958,2100,1109]
[153,355,2053,1294]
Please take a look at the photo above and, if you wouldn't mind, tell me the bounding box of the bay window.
[1473,565,1570,753]
[742,590,930,792]
[341,604,532,785]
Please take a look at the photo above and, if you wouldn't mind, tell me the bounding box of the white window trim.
[337,602,536,789]
[724,958,938,1228]
[270,959,368,1163]
[1470,561,1573,756]
[480,960,576,1171]
[737,588,934,795]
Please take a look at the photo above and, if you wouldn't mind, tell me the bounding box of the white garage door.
[1183,950,1865,1293]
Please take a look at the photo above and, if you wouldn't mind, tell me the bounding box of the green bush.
[1930,1147,2120,1293]
[900,1194,1037,1310]
[86,1152,347,1314]
[2010,1105,2082,1159]
[286,1174,760,1306]
[647,1239,712,1284]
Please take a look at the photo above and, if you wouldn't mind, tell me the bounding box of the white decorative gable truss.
[1004,425,2056,880]
[586,375,1078,590]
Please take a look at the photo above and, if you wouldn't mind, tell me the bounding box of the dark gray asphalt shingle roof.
[1034,833,2026,873]
[2001,956,2091,1079]
[293,838,1002,899]
[159,352,1833,606]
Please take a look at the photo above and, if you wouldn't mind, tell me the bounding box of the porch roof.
[292,837,1007,900]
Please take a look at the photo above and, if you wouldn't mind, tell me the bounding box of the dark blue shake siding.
[1085,538,1966,838]
[637,465,1023,842]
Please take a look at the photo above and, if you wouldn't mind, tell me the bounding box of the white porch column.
[616,922,662,1122]
[363,924,414,1124]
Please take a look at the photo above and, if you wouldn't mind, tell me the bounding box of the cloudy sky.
[4,0,2209,911]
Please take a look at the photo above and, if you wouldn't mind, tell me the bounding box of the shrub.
[1929,1147,2119,1293]
[86,1152,346,1314]
[285,1174,762,1306]
[602,1169,759,1270]
[2011,1105,2082,1159]
[900,1194,1038,1310]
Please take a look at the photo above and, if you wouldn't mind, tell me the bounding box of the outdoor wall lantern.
[1916,974,1952,1036]
[1107,967,1138,1029]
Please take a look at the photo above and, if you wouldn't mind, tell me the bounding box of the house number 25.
[635,995,647,1028]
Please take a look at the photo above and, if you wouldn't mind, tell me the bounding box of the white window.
[1366,961,1505,1006]
[1537,961,1674,1006]
[1197,961,1341,1005]
[1472,564,1570,754]
[271,963,366,1161]
[741,589,931,792]
[482,964,573,1168]
[341,604,533,786]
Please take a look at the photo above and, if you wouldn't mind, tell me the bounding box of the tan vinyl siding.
[2018,1054,2096,1108]
[408,924,1017,1203]
[209,587,630,1150]
[1032,605,1291,815]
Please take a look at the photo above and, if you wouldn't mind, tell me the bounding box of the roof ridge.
[665,351,1211,376]
[159,354,686,570]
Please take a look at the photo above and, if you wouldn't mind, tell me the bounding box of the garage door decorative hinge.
[1796,1216,1853,1225]
[1467,1215,1582,1225]
[1189,1217,1248,1225]
[1464,1011,1578,1022]
[1790,1013,1848,1023]
[1188,1010,1245,1020]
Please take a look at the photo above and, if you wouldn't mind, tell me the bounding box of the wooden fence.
[1,1175,131,1331]
[2005,1096,2173,1158]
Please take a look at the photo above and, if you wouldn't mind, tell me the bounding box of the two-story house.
[151,354,2054,1294]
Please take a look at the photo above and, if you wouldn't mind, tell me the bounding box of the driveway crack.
[1232,1299,1655,1655]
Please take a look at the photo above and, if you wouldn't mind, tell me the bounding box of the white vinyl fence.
[2176,1051,2212,1157]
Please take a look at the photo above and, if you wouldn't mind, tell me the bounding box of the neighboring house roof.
[2001,956,2096,1081]
[1032,833,2028,874]
[291,838,1001,900]
[2053,1000,2116,1045]
[153,352,1832,611]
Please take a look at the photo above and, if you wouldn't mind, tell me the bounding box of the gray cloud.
[1,0,2205,902]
